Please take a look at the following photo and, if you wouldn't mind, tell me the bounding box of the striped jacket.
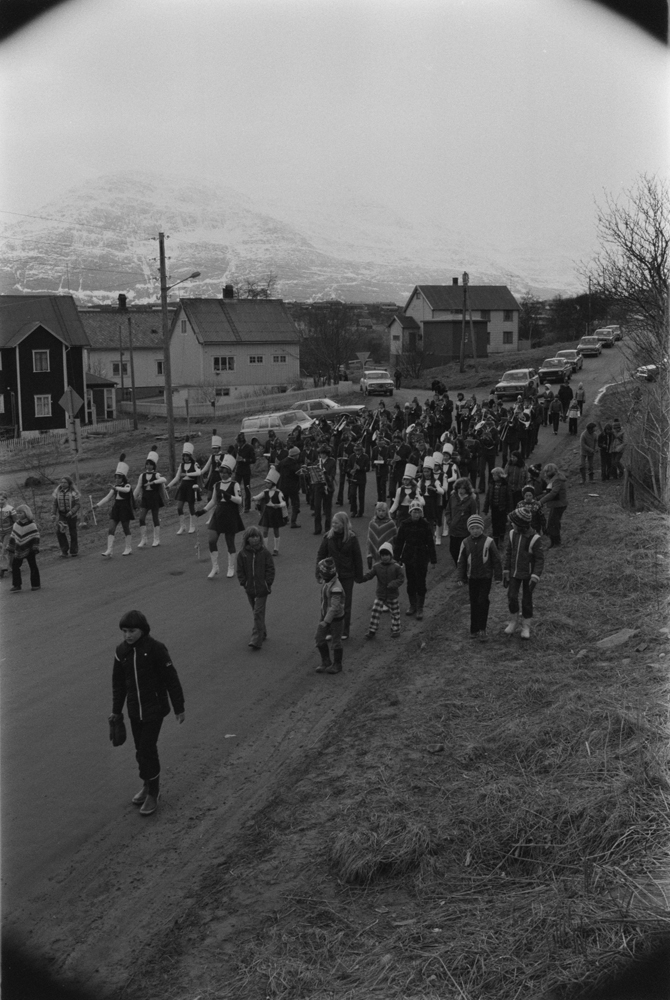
[503,528,544,581]
[456,534,503,582]
[8,519,40,559]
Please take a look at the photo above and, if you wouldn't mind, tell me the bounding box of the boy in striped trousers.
[363,542,404,639]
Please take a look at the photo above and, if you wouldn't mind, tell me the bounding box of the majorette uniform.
[135,447,167,547]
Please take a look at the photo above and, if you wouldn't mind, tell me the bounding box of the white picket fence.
[117,383,355,420]
[0,418,133,455]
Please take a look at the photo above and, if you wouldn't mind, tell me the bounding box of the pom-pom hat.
[510,508,532,527]
[318,557,337,580]
[467,514,485,530]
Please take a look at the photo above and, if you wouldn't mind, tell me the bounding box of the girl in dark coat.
[110,610,185,817]
[482,467,513,547]
[97,455,135,558]
[198,453,245,578]
[315,511,364,640]
[393,500,437,620]
[236,525,275,650]
[445,477,479,565]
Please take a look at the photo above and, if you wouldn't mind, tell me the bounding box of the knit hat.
[115,453,129,477]
[522,485,536,496]
[119,610,150,635]
[220,453,236,473]
[467,514,484,531]
[408,499,423,512]
[379,542,394,557]
[265,467,280,485]
[403,463,418,480]
[288,446,301,458]
[510,508,532,527]
[318,557,337,580]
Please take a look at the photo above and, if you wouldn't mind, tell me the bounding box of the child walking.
[502,507,545,640]
[456,514,502,641]
[236,525,275,650]
[134,446,167,548]
[97,455,135,558]
[110,610,185,817]
[8,504,41,592]
[315,557,345,674]
[363,542,404,639]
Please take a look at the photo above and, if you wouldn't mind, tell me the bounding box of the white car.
[289,398,366,418]
[360,370,394,396]
[240,409,315,436]
[555,349,583,373]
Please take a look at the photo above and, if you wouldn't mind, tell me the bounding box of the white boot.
[435,528,441,546]
[152,526,161,547]
[227,552,235,578]
[504,613,519,635]
[208,551,219,578]
[188,515,196,534]
[102,534,114,558]
[273,537,280,556]
[177,515,186,535]
[122,537,132,556]
[137,526,148,548]
[520,618,531,640]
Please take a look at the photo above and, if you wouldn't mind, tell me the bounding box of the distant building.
[390,280,520,363]
[0,295,90,436]
[79,306,175,403]
[170,296,300,404]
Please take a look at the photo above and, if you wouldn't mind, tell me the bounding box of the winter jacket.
[52,487,81,518]
[321,576,345,623]
[394,517,437,566]
[112,635,185,722]
[539,472,568,509]
[503,528,544,581]
[362,559,405,602]
[8,518,40,559]
[236,543,275,596]
[483,479,512,515]
[580,429,597,456]
[445,492,479,538]
[456,534,503,582]
[0,503,16,534]
[316,532,364,582]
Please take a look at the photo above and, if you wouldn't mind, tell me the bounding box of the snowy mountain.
[0,172,576,304]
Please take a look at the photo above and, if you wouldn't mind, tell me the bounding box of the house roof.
[79,308,173,350]
[0,294,91,349]
[85,372,117,387]
[388,313,420,330]
[410,285,520,312]
[178,298,300,345]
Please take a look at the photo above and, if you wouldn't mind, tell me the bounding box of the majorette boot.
[137,526,148,548]
[208,551,220,578]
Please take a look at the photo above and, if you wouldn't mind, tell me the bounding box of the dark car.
[491,368,539,401]
[538,358,572,384]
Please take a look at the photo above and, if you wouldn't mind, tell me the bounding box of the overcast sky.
[0,0,667,272]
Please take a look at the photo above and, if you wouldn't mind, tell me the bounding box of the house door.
[86,389,96,425]
[104,388,115,420]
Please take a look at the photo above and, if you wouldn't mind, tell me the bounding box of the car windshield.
[501,371,527,380]
[367,372,390,379]
[557,351,575,357]
[282,411,306,425]
[580,338,598,344]
[542,360,562,367]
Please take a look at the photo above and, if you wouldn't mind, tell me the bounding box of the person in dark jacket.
[482,467,513,548]
[445,477,479,565]
[315,511,364,639]
[456,513,502,641]
[502,508,545,640]
[277,446,303,528]
[51,475,81,557]
[394,499,437,620]
[537,463,568,547]
[110,610,185,817]
[236,525,275,649]
[234,433,256,512]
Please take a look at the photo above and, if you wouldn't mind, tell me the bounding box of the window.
[122,388,132,401]
[33,350,50,372]
[392,335,400,341]
[249,355,264,364]
[503,330,514,344]
[213,356,235,372]
[34,395,52,417]
[112,361,129,377]
[156,360,164,376]
[215,387,230,397]
[480,310,490,321]
[503,310,514,322]
[181,320,187,334]
[272,354,286,364]
[104,388,115,420]
[452,309,463,316]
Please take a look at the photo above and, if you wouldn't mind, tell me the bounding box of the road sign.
[356,351,370,366]
[59,387,84,416]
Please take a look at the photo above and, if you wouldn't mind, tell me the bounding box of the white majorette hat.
[408,498,424,512]
[403,463,418,480]
[265,467,280,485]
[432,450,444,465]
[442,442,454,456]
[220,453,236,472]
[115,453,130,477]
[422,455,434,471]
[182,439,195,456]
[211,429,222,449]
[146,446,159,465]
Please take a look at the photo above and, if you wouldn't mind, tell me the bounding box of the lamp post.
[158,230,200,477]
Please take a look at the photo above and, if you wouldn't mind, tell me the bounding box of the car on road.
[604,324,622,341]
[538,358,573,384]
[594,328,616,347]
[360,370,394,396]
[491,368,540,401]
[554,348,583,372]
[577,336,603,357]
[289,398,366,419]
[240,409,316,437]
[632,365,659,382]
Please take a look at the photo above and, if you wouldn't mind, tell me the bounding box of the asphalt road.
[1,346,625,934]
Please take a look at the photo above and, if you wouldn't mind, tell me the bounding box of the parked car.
[594,328,616,347]
[632,365,659,382]
[577,336,603,357]
[289,398,366,418]
[491,368,539,401]
[604,324,622,341]
[360,370,394,396]
[240,409,315,436]
[554,349,583,372]
[538,358,573,384]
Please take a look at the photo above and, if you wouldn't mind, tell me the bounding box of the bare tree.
[518,292,545,346]
[236,273,279,300]
[299,302,359,383]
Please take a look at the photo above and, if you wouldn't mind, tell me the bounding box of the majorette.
[196,452,244,578]
[134,444,168,549]
[252,465,288,556]
[167,438,202,535]
[97,454,135,558]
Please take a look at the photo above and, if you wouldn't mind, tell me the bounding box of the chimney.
[452,277,459,286]
[223,284,235,299]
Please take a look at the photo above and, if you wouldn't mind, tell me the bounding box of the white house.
[170,296,301,404]
[79,306,175,401]
[393,280,520,358]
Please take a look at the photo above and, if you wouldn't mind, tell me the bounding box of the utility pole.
[465,274,478,371]
[118,295,138,431]
[159,232,177,479]
[459,272,468,373]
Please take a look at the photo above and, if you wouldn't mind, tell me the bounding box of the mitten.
[108,713,127,747]
[502,570,510,588]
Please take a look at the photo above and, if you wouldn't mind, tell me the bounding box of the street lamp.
[158,230,200,477]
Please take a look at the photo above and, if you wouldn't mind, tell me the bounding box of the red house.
[0,295,90,436]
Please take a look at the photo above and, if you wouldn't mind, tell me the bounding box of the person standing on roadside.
[52,476,81,558]
[579,422,598,484]
[8,504,41,593]
[456,513,502,642]
[609,418,625,479]
[557,380,573,421]
[0,492,17,578]
[598,423,613,481]
[548,395,563,434]
[575,382,586,415]
[537,463,568,548]
[236,525,275,650]
[394,368,402,390]
[110,610,185,817]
